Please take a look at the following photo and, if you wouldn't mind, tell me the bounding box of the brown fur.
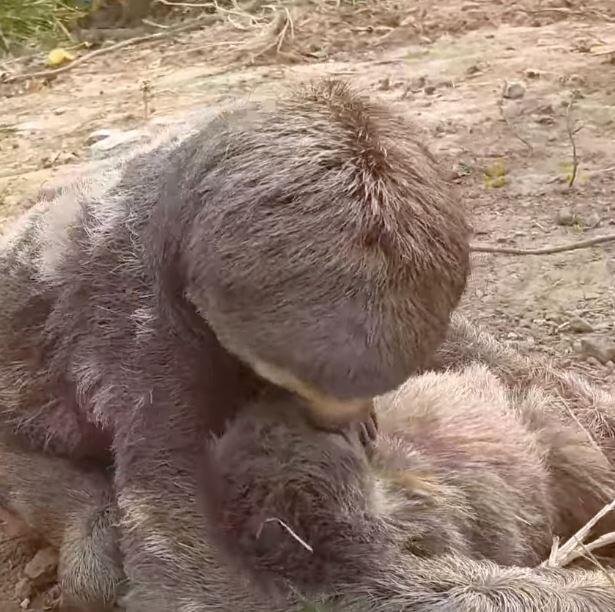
[5,315,615,611]
[0,79,469,608]
[208,345,615,603]
[428,312,615,539]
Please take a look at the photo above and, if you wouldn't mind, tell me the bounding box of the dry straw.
[0,0,85,53]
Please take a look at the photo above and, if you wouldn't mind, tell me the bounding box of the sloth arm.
[344,554,615,612]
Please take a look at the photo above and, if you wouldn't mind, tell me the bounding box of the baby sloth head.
[202,393,390,597]
[182,78,471,428]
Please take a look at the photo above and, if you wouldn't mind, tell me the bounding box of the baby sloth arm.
[0,435,123,612]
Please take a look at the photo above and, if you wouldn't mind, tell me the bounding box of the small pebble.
[536,115,554,125]
[503,81,526,99]
[567,315,594,334]
[14,578,31,601]
[583,213,601,228]
[569,73,586,87]
[378,77,391,91]
[555,207,576,227]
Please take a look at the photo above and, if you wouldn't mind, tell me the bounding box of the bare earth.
[1,1,614,609]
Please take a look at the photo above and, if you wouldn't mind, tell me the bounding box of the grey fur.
[4,315,615,611]
[0,79,470,609]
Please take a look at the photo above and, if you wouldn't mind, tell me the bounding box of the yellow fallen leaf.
[484,175,506,188]
[47,48,75,67]
[484,160,506,178]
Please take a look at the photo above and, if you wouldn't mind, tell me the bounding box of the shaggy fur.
[0,435,123,611]
[0,79,470,609]
[207,318,615,606]
[4,315,615,611]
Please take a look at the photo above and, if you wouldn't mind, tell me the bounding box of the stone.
[14,578,31,601]
[579,336,615,364]
[569,73,586,87]
[555,207,576,226]
[86,128,116,145]
[88,128,145,159]
[408,76,426,92]
[503,81,526,99]
[15,121,44,133]
[24,547,58,586]
[536,115,554,125]
[567,315,594,333]
[583,212,601,228]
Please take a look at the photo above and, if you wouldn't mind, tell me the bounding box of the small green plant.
[455,161,473,177]
[0,0,86,54]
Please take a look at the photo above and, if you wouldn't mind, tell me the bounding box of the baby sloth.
[208,357,615,609]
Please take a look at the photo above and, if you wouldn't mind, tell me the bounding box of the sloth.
[4,315,615,611]
[0,78,470,609]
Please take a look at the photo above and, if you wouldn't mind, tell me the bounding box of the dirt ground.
[0,0,614,609]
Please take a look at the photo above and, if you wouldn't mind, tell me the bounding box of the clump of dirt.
[0,513,59,612]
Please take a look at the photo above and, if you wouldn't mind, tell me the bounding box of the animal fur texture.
[207,312,615,609]
[0,79,470,609]
[4,314,615,611]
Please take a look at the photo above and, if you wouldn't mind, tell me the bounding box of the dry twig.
[156,0,263,28]
[565,93,583,189]
[155,0,212,6]
[256,517,313,553]
[1,15,221,85]
[471,233,615,256]
[543,498,615,568]
[249,6,295,62]
[140,80,153,120]
[575,541,615,588]
[497,81,533,154]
